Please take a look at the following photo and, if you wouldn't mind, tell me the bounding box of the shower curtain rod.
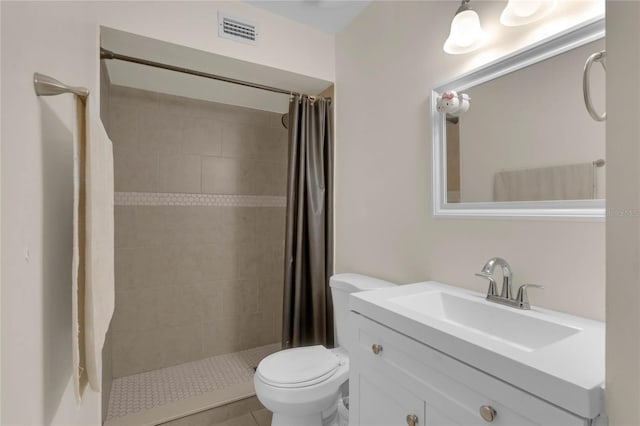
[100,48,303,97]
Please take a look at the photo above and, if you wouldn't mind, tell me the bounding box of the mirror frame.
[431,17,605,220]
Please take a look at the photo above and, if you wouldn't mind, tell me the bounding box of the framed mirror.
[431,18,605,219]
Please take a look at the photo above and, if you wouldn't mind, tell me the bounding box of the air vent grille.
[218,13,259,45]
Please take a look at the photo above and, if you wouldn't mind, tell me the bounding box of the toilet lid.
[257,345,340,388]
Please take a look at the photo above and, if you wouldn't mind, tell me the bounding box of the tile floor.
[157,396,266,426]
[108,343,279,421]
[212,409,272,426]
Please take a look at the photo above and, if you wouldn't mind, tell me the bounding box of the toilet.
[254,273,396,426]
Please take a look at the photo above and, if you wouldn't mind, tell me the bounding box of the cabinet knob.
[479,405,497,422]
[371,343,383,354]
[406,414,419,426]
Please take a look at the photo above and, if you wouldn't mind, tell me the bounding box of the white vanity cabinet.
[349,312,590,426]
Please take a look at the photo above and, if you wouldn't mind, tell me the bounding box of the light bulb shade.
[444,8,486,54]
[500,0,557,26]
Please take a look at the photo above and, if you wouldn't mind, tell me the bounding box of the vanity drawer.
[351,312,587,426]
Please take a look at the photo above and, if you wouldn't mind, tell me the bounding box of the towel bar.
[583,51,605,122]
[33,73,89,99]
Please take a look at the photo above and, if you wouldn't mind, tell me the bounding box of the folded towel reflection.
[494,163,595,202]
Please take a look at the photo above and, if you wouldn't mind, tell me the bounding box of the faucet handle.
[516,284,544,309]
[475,272,498,297]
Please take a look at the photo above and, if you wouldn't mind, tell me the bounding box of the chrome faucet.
[475,257,543,310]
[477,257,513,299]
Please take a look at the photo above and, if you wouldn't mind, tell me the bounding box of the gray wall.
[606,1,640,424]
[109,86,286,377]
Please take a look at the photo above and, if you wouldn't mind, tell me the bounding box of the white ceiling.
[101,27,332,113]
[246,0,371,34]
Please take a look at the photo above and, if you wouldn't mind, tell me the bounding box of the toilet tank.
[330,273,396,353]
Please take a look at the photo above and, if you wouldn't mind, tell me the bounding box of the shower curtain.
[282,95,334,348]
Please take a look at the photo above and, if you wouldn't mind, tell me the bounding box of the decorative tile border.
[115,192,286,207]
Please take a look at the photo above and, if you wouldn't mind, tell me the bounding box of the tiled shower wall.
[110,86,286,378]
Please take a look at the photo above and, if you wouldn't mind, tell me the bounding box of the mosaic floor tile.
[107,344,280,420]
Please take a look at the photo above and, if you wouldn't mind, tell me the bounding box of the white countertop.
[350,281,605,419]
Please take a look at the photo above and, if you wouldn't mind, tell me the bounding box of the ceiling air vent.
[218,13,259,46]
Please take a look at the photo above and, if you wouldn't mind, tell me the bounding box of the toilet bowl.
[254,346,348,426]
[254,274,396,426]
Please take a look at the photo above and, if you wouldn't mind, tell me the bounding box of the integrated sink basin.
[390,290,581,351]
[349,281,605,419]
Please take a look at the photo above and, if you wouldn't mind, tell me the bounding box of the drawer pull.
[406,414,419,426]
[479,405,497,422]
[371,343,383,354]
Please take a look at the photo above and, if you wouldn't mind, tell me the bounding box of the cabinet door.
[353,313,588,426]
[354,370,425,426]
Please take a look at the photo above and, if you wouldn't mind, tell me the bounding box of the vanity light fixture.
[443,0,486,55]
[500,0,557,27]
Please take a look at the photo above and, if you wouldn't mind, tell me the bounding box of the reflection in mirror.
[432,19,606,219]
[446,117,461,202]
[445,39,605,204]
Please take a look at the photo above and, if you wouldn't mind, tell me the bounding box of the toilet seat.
[257,346,342,388]
[254,347,350,422]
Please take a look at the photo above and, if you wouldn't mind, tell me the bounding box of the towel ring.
[583,50,606,122]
